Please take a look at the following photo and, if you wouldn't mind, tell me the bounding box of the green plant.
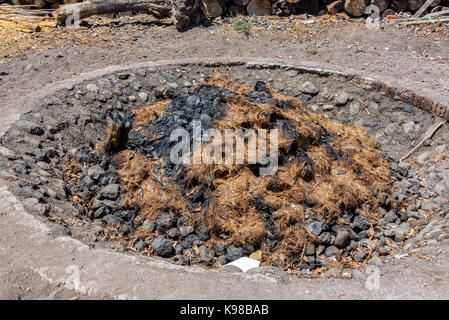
[233,17,251,33]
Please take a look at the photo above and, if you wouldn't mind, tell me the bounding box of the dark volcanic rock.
[334,230,350,249]
[99,184,120,200]
[352,215,370,232]
[151,236,174,257]
[226,245,244,262]
[16,120,44,135]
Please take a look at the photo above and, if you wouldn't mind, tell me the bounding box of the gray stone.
[414,114,425,123]
[186,95,198,107]
[378,245,391,255]
[324,246,341,260]
[103,214,119,226]
[417,151,431,163]
[334,92,350,106]
[16,120,44,135]
[135,240,147,250]
[286,70,298,77]
[384,229,395,238]
[0,146,18,159]
[352,215,370,232]
[156,213,175,231]
[138,92,148,102]
[434,181,446,195]
[319,232,332,245]
[322,104,334,111]
[403,121,415,134]
[398,222,411,234]
[226,245,244,262]
[167,82,178,90]
[334,230,350,249]
[86,84,98,92]
[309,104,320,112]
[359,239,376,249]
[402,104,413,112]
[384,212,398,223]
[167,228,180,239]
[22,198,48,216]
[151,236,174,257]
[117,72,129,80]
[307,221,324,236]
[87,165,105,181]
[195,224,210,241]
[100,184,120,200]
[199,245,215,264]
[353,250,366,262]
[394,230,406,242]
[407,211,423,219]
[179,225,194,238]
[180,234,198,250]
[384,123,396,135]
[142,220,155,232]
[131,80,142,91]
[349,101,360,116]
[398,162,410,176]
[300,81,319,94]
[94,206,110,219]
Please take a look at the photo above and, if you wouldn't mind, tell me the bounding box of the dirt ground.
[1,14,449,111]
[0,14,449,300]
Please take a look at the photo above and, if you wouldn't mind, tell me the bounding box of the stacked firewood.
[3,0,449,29]
[8,0,80,9]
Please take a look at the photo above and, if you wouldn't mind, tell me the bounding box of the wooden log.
[408,0,424,11]
[52,0,172,23]
[233,0,250,5]
[327,0,344,13]
[373,0,388,12]
[382,8,395,17]
[171,0,201,29]
[272,0,317,15]
[344,0,367,16]
[200,0,224,18]
[247,0,271,16]
[272,0,296,15]
[11,0,47,8]
[296,0,318,14]
[391,0,408,11]
[229,4,246,15]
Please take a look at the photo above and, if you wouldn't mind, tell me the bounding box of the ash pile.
[65,75,408,272]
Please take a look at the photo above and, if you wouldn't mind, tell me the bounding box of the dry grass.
[99,74,393,268]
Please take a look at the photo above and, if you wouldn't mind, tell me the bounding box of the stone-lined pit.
[0,62,448,277]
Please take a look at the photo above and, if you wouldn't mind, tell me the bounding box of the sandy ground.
[0,15,448,300]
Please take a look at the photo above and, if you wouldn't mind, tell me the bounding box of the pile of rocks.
[1,63,447,276]
[59,74,419,271]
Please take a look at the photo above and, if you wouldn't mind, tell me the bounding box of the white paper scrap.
[224,257,260,272]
